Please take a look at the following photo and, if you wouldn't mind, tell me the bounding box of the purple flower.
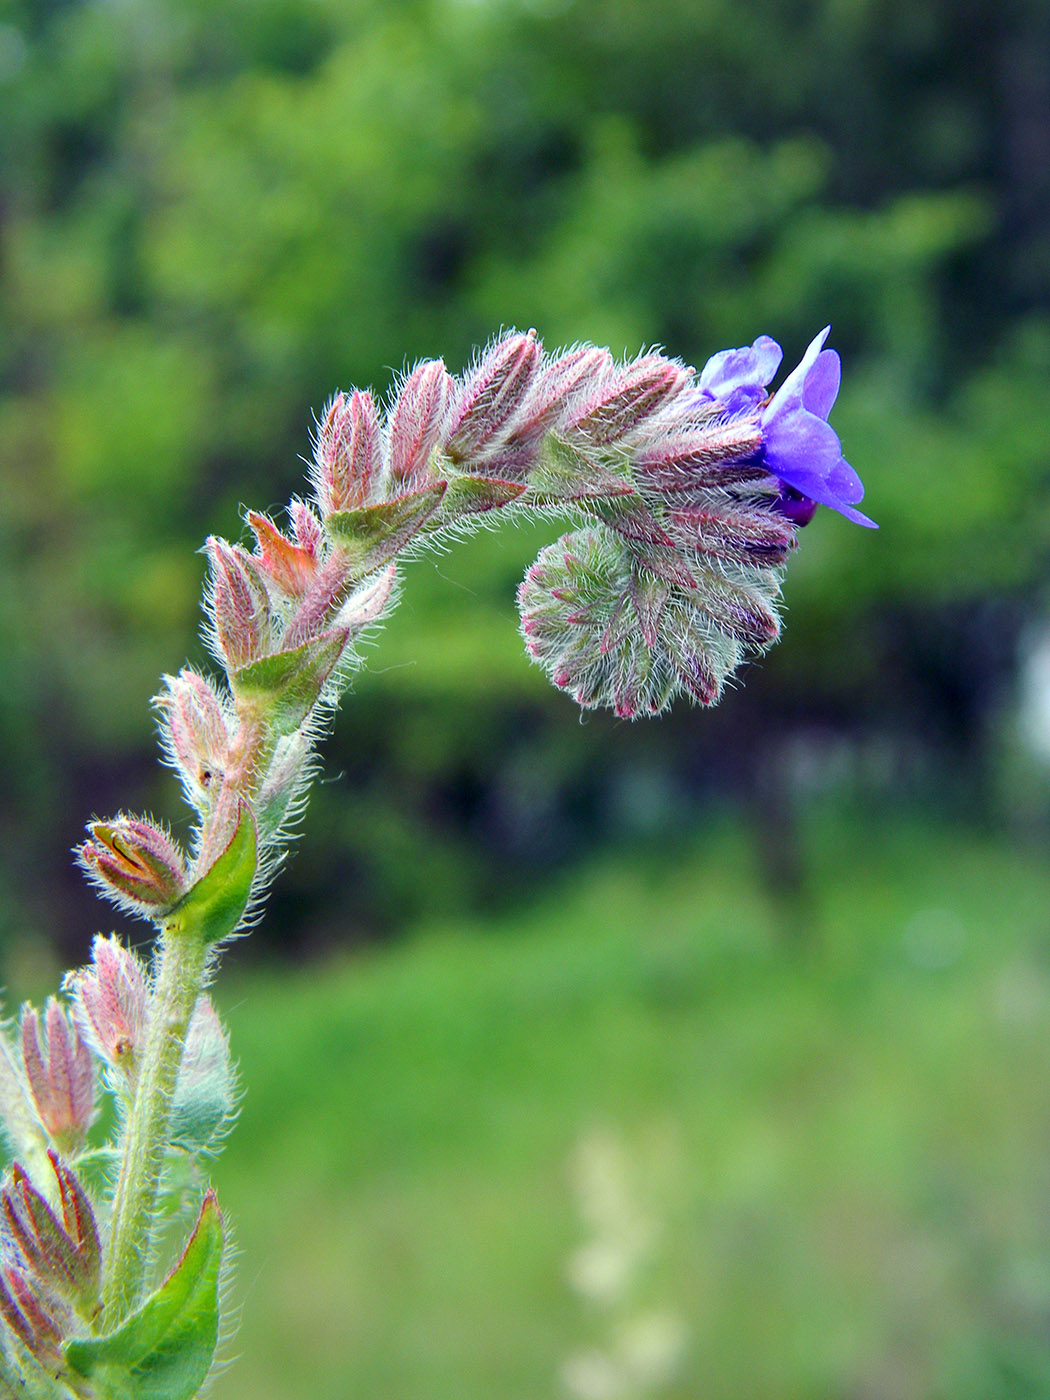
[760,327,876,528]
[695,335,783,414]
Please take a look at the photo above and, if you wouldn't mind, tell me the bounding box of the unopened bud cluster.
[0,933,231,1394]
[2,323,870,1400]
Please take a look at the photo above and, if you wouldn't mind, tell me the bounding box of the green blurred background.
[2,0,1050,1394]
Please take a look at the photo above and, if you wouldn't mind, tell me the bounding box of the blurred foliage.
[1,0,1049,956]
[200,813,1050,1400]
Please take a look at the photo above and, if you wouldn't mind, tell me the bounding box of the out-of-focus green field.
[211,815,1050,1400]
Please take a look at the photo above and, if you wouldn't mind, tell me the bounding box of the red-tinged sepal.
[629,568,670,648]
[246,511,319,598]
[2,1156,101,1319]
[77,816,189,920]
[289,499,323,555]
[325,483,447,578]
[667,502,796,568]
[513,345,614,443]
[0,1265,65,1374]
[20,1004,94,1148]
[634,423,765,496]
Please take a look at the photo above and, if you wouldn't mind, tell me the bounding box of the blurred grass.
[210,813,1050,1400]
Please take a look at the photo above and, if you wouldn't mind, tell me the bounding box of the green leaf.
[525,435,634,505]
[64,1194,223,1400]
[428,474,525,528]
[325,484,446,576]
[164,804,256,947]
[231,629,347,737]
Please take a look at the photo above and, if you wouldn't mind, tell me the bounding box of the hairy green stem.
[101,927,208,1328]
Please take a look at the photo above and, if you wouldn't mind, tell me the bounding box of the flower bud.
[66,935,149,1074]
[389,359,453,486]
[446,331,542,461]
[20,1002,94,1146]
[282,553,353,651]
[667,502,796,569]
[518,346,614,441]
[77,815,189,918]
[568,354,690,446]
[156,668,232,811]
[633,423,766,496]
[290,499,324,554]
[312,390,383,514]
[518,522,780,717]
[205,538,273,670]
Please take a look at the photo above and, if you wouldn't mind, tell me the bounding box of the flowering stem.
[101,925,208,1329]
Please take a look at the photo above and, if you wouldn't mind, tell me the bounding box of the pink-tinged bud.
[206,538,272,670]
[247,511,318,598]
[446,331,542,461]
[628,570,669,648]
[66,935,149,1072]
[77,814,189,918]
[568,354,690,445]
[156,668,232,810]
[20,1003,94,1145]
[634,423,765,495]
[332,563,397,633]
[313,390,383,513]
[667,503,796,568]
[507,345,615,451]
[290,499,324,554]
[0,1264,64,1370]
[600,497,677,550]
[389,359,454,486]
[2,1156,101,1315]
[282,553,353,651]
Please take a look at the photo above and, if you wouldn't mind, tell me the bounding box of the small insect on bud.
[20,1002,94,1146]
[206,538,273,671]
[312,390,383,514]
[389,359,454,487]
[66,935,149,1074]
[568,353,691,446]
[76,815,189,918]
[156,668,232,812]
[445,331,542,461]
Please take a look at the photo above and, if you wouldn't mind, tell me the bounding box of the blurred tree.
[0,0,1047,959]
